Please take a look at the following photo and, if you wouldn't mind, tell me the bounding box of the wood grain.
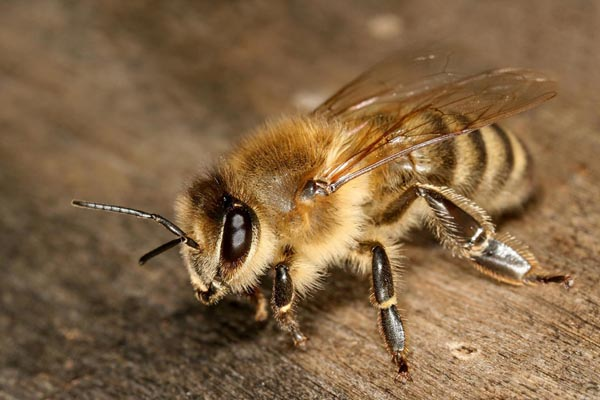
[1,1,598,399]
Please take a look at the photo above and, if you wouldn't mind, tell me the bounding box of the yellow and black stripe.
[410,121,533,214]
[375,118,533,225]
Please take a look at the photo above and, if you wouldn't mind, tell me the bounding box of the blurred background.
[1,1,598,399]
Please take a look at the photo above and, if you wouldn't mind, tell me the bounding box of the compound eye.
[221,207,252,264]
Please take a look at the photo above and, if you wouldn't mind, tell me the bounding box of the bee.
[72,50,573,381]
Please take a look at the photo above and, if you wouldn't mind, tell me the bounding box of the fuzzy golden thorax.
[176,116,372,303]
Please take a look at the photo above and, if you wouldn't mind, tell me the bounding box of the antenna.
[138,237,185,265]
[71,200,200,263]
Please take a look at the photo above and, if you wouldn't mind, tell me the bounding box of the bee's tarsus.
[525,274,574,289]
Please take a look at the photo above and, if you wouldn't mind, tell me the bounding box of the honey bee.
[72,50,573,381]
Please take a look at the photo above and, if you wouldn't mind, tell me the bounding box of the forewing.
[314,68,556,193]
[313,48,464,119]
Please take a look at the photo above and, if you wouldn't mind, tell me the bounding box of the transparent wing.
[312,65,556,194]
[314,49,464,119]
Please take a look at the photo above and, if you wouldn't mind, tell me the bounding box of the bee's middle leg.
[366,242,410,382]
[272,264,307,347]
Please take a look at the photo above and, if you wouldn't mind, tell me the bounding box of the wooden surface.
[1,1,599,399]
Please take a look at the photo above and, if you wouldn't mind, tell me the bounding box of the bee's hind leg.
[367,243,411,382]
[272,263,308,347]
[414,183,573,287]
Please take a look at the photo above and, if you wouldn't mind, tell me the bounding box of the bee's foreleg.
[414,184,573,287]
[369,244,411,382]
[272,264,307,347]
[245,286,268,322]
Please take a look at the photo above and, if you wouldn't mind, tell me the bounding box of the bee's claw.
[394,370,412,384]
[292,331,308,349]
[562,275,575,290]
[526,273,574,289]
[392,352,411,383]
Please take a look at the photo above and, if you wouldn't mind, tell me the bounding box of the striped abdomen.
[408,123,534,215]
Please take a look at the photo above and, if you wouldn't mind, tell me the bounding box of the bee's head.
[72,175,272,306]
[175,176,272,305]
